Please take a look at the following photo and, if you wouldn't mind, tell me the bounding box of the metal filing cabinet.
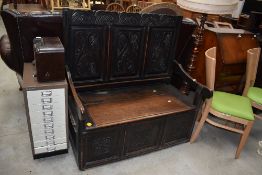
[22,63,68,158]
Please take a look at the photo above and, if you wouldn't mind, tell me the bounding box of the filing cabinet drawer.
[32,127,66,141]
[27,89,65,99]
[34,137,67,148]
[28,100,65,112]
[28,95,65,106]
[34,143,67,154]
[29,109,65,124]
[31,122,66,137]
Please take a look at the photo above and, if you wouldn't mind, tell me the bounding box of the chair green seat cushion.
[211,91,254,121]
[247,87,262,105]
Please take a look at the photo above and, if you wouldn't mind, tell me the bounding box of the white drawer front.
[32,126,66,142]
[28,95,65,106]
[34,143,67,154]
[31,122,66,137]
[27,89,64,99]
[26,88,67,155]
[28,101,65,113]
[29,108,65,124]
[34,137,67,148]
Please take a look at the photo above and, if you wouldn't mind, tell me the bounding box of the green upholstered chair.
[243,48,262,120]
[190,47,255,159]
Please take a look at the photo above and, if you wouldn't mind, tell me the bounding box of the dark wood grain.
[64,10,210,170]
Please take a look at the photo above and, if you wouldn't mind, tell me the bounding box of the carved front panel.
[144,28,175,76]
[83,126,123,164]
[124,118,163,155]
[163,110,195,145]
[70,27,107,82]
[110,27,145,79]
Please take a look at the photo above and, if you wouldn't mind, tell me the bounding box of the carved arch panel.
[144,28,176,77]
[109,27,146,80]
[70,27,107,82]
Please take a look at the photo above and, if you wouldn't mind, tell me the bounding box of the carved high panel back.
[63,10,182,87]
[109,13,145,80]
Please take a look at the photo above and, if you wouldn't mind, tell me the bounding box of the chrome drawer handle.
[43,117,53,123]
[42,105,53,110]
[44,128,54,135]
[46,139,55,146]
[43,111,53,117]
[41,91,52,97]
[44,123,54,129]
[47,146,56,152]
[41,98,52,104]
[45,135,55,140]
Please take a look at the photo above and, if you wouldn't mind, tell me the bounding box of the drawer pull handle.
[44,123,54,129]
[41,91,52,97]
[43,111,53,116]
[47,146,56,152]
[42,105,53,110]
[45,135,55,140]
[44,129,54,135]
[43,117,53,123]
[41,98,52,104]
[46,139,55,146]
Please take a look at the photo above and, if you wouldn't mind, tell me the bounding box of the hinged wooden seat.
[79,83,193,127]
[64,9,210,170]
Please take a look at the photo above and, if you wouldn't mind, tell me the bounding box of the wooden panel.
[79,84,193,127]
[64,10,182,87]
[144,28,176,77]
[163,110,195,145]
[69,27,107,82]
[124,118,163,156]
[82,126,124,166]
[110,26,145,80]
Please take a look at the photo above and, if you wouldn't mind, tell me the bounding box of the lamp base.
[181,13,207,94]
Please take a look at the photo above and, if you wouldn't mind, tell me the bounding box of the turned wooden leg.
[180,14,207,94]
[196,102,206,122]
[255,114,262,120]
[235,121,254,159]
[190,99,211,143]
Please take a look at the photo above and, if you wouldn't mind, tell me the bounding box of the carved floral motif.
[146,31,173,74]
[92,136,112,156]
[112,30,142,77]
[73,30,101,79]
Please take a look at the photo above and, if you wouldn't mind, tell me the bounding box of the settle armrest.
[172,60,212,105]
[66,66,85,115]
[66,67,96,129]
[66,66,95,127]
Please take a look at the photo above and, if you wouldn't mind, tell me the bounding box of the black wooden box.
[33,37,65,82]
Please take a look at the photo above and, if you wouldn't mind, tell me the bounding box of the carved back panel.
[63,10,182,87]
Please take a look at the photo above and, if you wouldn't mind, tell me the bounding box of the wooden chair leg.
[255,114,262,120]
[196,102,206,122]
[235,121,254,159]
[190,100,211,143]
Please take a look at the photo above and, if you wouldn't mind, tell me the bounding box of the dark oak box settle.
[63,10,210,170]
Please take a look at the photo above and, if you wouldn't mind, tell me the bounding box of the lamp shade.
[177,0,238,15]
